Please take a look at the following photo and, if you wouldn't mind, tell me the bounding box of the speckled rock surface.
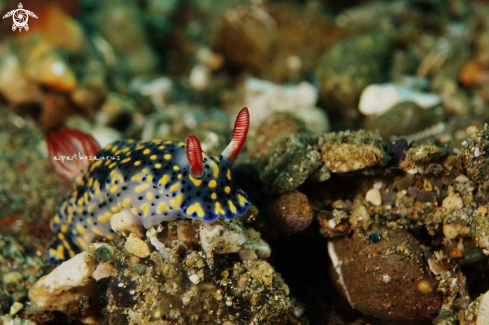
[328,225,441,321]
[29,220,291,325]
[267,190,313,234]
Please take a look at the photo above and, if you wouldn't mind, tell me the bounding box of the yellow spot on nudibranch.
[105,144,112,150]
[141,204,150,217]
[122,199,131,208]
[227,169,232,180]
[164,154,172,160]
[92,228,104,236]
[178,142,185,146]
[170,183,179,192]
[122,158,131,164]
[122,147,130,153]
[157,203,169,212]
[159,145,165,150]
[228,201,237,213]
[143,149,151,155]
[215,202,225,215]
[225,186,231,194]
[76,224,86,235]
[110,186,119,193]
[61,224,68,233]
[165,140,172,144]
[210,160,219,178]
[111,146,118,153]
[112,207,120,213]
[56,245,65,261]
[155,163,162,169]
[109,162,117,169]
[159,175,169,186]
[173,165,180,171]
[209,180,217,188]
[131,175,142,182]
[171,199,180,210]
[98,216,106,223]
[135,184,149,193]
[76,237,87,250]
[238,194,247,206]
[134,161,141,166]
[147,193,153,200]
[150,155,157,160]
[189,175,202,186]
[211,193,217,200]
[187,203,205,218]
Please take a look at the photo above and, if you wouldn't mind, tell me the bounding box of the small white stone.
[442,194,463,209]
[189,64,209,90]
[9,301,24,315]
[365,188,382,206]
[358,83,441,116]
[51,61,66,76]
[443,223,471,239]
[110,210,144,237]
[124,233,150,258]
[455,175,470,183]
[189,274,201,284]
[475,147,481,157]
[238,249,258,260]
[29,249,99,312]
[146,228,158,238]
[200,222,246,255]
[382,274,392,283]
[92,262,116,281]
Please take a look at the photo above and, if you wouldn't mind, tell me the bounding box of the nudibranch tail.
[221,107,250,163]
[46,128,101,181]
[186,134,204,178]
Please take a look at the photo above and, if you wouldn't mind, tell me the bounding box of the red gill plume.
[186,134,204,178]
[46,128,101,181]
[222,107,250,163]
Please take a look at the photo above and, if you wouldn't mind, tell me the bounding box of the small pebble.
[368,232,381,243]
[92,262,116,281]
[131,264,147,276]
[442,194,463,209]
[93,246,112,263]
[417,280,434,295]
[365,188,382,206]
[3,271,23,284]
[124,233,150,258]
[189,274,201,284]
[9,302,23,315]
[477,290,489,325]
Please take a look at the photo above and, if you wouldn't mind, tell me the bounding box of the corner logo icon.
[2,3,38,32]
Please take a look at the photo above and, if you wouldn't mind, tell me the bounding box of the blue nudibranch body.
[47,107,251,264]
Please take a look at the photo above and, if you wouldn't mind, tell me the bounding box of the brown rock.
[267,190,313,234]
[247,112,306,167]
[216,2,354,82]
[327,225,441,321]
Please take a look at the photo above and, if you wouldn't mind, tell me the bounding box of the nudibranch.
[46,107,251,264]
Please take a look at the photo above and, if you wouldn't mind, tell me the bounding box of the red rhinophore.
[222,107,250,163]
[46,128,101,181]
[186,134,204,178]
